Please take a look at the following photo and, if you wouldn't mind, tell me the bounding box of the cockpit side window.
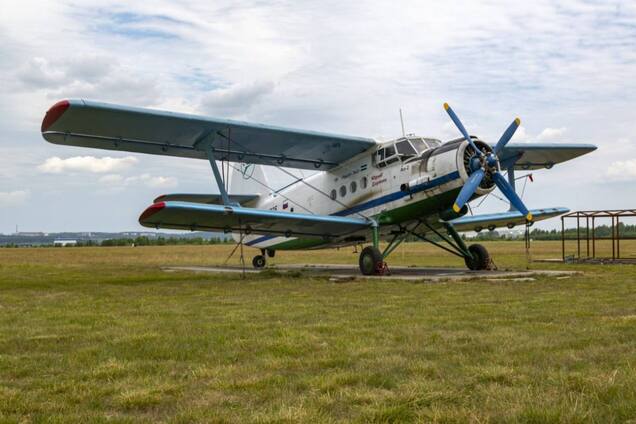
[409,138,428,152]
[424,138,442,148]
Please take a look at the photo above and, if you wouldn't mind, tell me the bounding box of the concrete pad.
[163,264,580,282]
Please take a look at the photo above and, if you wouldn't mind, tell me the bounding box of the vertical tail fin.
[229,163,269,196]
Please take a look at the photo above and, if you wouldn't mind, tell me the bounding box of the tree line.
[471,223,636,241]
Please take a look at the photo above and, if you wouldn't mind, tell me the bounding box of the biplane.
[42,99,595,274]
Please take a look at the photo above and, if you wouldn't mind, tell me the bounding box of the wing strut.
[194,133,236,207]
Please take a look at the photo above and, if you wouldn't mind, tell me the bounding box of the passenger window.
[361,176,368,188]
[330,189,337,200]
[350,181,357,193]
[340,185,347,197]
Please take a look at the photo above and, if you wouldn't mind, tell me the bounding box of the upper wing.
[448,207,568,232]
[41,99,376,170]
[139,201,370,238]
[496,143,597,170]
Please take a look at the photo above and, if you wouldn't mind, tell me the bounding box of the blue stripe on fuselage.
[246,171,461,246]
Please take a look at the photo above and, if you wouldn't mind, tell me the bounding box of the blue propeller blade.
[453,168,485,213]
[492,172,533,221]
[494,117,521,155]
[444,103,483,156]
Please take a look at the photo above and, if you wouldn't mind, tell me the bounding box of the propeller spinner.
[444,103,533,222]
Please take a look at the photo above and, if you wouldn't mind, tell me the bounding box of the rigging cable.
[216,131,371,220]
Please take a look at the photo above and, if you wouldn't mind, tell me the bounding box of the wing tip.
[139,201,166,223]
[41,99,70,133]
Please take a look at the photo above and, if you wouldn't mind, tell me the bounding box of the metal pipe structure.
[561,209,636,263]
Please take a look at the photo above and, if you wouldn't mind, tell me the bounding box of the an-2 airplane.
[41,100,595,274]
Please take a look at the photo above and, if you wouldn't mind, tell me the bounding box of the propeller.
[444,103,533,222]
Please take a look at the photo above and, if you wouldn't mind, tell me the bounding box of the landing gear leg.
[405,222,492,271]
[359,222,394,275]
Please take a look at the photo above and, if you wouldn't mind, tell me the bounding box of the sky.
[1,0,635,233]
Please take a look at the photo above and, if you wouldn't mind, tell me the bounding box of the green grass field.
[1,241,635,423]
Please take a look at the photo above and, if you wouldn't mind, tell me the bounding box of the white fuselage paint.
[233,137,491,250]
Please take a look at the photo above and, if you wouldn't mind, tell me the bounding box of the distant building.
[53,239,77,247]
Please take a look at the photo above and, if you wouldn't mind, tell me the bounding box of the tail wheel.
[359,246,385,275]
[252,255,266,269]
[464,244,491,270]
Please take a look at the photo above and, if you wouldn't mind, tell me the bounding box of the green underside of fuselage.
[270,187,461,251]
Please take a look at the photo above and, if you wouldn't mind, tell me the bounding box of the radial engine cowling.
[456,138,496,195]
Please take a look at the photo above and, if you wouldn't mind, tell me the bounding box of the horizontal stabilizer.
[448,207,568,232]
[154,193,259,205]
[41,99,376,170]
[139,201,370,239]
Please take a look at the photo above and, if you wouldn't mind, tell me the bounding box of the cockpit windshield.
[373,136,443,168]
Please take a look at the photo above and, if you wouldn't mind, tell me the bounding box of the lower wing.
[139,201,370,239]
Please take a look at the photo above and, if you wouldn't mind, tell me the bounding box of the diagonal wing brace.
[193,132,236,207]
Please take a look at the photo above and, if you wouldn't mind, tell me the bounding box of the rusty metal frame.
[561,209,636,262]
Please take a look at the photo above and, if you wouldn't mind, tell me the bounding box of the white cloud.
[511,125,529,141]
[537,127,567,140]
[99,173,178,189]
[98,174,125,184]
[38,156,138,174]
[606,159,636,181]
[13,55,161,108]
[0,190,30,207]
[138,174,178,188]
[200,81,275,116]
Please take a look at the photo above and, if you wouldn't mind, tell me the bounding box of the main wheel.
[464,244,490,270]
[252,255,266,269]
[359,246,384,275]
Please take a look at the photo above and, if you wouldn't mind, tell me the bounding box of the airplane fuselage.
[238,136,494,251]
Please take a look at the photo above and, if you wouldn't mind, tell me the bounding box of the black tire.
[464,244,490,270]
[252,255,266,269]
[359,246,384,275]
[266,249,276,258]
